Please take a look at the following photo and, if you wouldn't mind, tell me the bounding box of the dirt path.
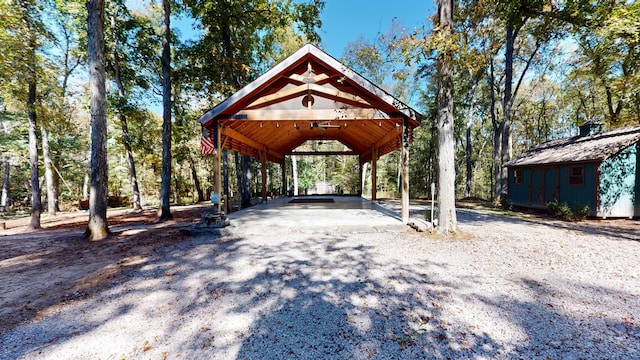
[0,205,213,331]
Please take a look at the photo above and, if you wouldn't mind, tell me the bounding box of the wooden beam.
[230,108,385,121]
[309,83,372,107]
[288,73,330,84]
[288,151,358,156]
[246,84,307,109]
[375,123,402,149]
[246,83,372,109]
[360,122,402,162]
[221,126,284,160]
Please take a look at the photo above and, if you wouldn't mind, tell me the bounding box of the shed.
[197,44,422,223]
[504,122,640,218]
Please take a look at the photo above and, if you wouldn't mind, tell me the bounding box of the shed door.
[530,167,559,207]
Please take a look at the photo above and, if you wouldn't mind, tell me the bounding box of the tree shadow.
[476,277,640,358]
[3,210,637,359]
[458,209,640,242]
[0,205,210,333]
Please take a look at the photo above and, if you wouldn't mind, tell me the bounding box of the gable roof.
[505,125,640,167]
[197,44,422,164]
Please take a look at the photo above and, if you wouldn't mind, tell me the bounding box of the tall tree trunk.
[605,85,623,124]
[241,154,252,208]
[489,53,501,200]
[52,147,60,212]
[82,170,89,201]
[158,0,172,220]
[292,154,299,196]
[635,93,640,124]
[85,0,110,240]
[1,158,9,214]
[18,0,41,229]
[436,0,457,234]
[361,162,369,196]
[41,126,56,215]
[464,80,478,198]
[110,12,142,211]
[2,121,10,213]
[497,23,516,200]
[465,121,472,198]
[188,155,204,202]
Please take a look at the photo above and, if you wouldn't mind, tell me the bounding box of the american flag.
[201,136,215,155]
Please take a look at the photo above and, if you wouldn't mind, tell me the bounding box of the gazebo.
[198,44,422,224]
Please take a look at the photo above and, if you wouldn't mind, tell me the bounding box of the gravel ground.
[1,209,639,359]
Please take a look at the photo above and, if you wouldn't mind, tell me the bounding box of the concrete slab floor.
[226,196,408,233]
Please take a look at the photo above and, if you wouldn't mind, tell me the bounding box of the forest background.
[0,0,638,228]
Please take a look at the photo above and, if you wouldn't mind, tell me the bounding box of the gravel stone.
[1,208,639,359]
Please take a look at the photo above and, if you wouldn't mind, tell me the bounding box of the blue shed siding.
[508,163,597,214]
[508,167,529,206]
[598,144,638,217]
[558,162,597,212]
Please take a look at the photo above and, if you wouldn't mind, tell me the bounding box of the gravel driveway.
[1,208,639,359]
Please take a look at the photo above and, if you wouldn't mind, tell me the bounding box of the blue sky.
[172,1,436,58]
[318,1,435,58]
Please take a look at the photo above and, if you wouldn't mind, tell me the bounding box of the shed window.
[513,169,523,185]
[569,166,584,186]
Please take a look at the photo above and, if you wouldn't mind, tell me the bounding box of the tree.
[436,0,457,233]
[16,0,43,229]
[108,1,143,211]
[180,0,324,205]
[158,0,172,220]
[85,0,110,240]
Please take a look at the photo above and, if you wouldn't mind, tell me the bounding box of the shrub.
[546,200,589,221]
[500,198,512,211]
[571,204,590,220]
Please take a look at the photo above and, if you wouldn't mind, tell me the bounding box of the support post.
[281,160,287,197]
[214,120,222,214]
[371,147,378,201]
[223,149,231,213]
[358,159,364,196]
[261,148,267,203]
[401,117,410,224]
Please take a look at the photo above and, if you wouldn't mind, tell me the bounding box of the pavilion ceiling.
[199,44,422,164]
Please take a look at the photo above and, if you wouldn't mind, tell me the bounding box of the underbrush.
[546,200,589,221]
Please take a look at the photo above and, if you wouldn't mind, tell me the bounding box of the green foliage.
[500,197,512,211]
[572,204,590,220]
[547,200,572,219]
[546,200,590,221]
[2,0,638,220]
[180,0,325,98]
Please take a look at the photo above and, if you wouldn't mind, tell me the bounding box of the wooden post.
[214,120,222,214]
[358,159,364,196]
[281,160,287,197]
[401,117,410,224]
[261,148,268,203]
[371,147,378,201]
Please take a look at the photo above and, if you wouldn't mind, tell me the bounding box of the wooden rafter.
[246,83,372,110]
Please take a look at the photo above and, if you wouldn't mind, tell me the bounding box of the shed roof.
[505,125,640,167]
[198,44,422,164]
